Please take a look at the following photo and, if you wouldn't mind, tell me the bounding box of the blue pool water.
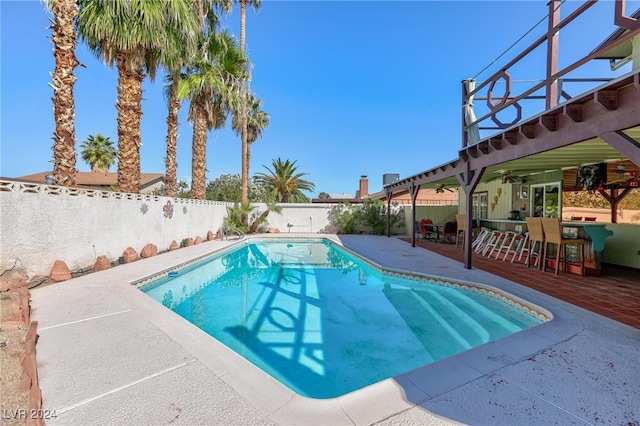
[140,239,545,399]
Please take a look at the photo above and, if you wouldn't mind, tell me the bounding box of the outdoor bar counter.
[479,219,614,275]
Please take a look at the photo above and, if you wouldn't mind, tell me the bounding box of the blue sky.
[1,1,636,197]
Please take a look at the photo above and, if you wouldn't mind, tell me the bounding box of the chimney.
[359,175,368,199]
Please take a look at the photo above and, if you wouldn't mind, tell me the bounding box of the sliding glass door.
[531,183,560,218]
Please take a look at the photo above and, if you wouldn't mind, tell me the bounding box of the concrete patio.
[31,234,640,425]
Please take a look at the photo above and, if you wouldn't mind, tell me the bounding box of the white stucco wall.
[0,182,338,280]
[249,203,337,234]
[0,180,425,280]
[0,183,229,279]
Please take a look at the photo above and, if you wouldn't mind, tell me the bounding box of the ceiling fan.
[434,184,454,193]
[485,170,527,184]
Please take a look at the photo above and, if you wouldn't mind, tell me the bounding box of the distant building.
[312,175,458,205]
[11,171,165,195]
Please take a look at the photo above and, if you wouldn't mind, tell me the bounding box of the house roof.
[12,172,165,190]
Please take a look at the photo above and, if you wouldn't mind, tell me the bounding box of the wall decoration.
[519,185,528,199]
[140,203,149,215]
[576,163,607,190]
[163,200,174,219]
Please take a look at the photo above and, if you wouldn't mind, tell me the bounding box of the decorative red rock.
[267,228,280,233]
[216,228,223,239]
[122,247,138,263]
[184,238,194,247]
[140,244,158,258]
[93,255,111,272]
[194,236,203,244]
[206,230,215,241]
[169,240,179,251]
[49,260,71,281]
[0,264,28,292]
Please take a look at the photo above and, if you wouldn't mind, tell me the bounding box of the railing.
[221,223,245,240]
[463,0,640,147]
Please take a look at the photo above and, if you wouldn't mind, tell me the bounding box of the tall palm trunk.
[115,53,144,194]
[240,0,249,203]
[165,72,181,197]
[191,102,208,199]
[51,0,79,187]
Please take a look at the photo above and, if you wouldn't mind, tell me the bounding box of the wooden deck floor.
[400,237,640,329]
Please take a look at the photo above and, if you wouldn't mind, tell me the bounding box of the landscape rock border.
[1,263,43,426]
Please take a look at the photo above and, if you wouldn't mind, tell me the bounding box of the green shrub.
[329,199,404,235]
[329,202,357,234]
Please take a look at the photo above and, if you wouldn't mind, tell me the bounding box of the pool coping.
[30,234,640,425]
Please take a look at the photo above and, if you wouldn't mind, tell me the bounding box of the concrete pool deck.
[31,234,640,425]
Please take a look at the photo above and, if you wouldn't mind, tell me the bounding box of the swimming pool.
[138,238,548,399]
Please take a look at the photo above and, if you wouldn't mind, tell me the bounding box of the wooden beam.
[478,140,490,154]
[600,131,640,166]
[564,103,583,122]
[519,123,536,139]
[409,182,420,247]
[597,187,632,223]
[596,89,618,111]
[489,137,503,150]
[539,114,557,132]
[503,131,518,145]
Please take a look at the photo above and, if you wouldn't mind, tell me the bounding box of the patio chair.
[421,219,438,241]
[541,217,585,276]
[442,221,457,244]
[414,220,426,240]
[455,214,480,248]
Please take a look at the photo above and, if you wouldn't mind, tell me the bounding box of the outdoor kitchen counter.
[479,219,614,273]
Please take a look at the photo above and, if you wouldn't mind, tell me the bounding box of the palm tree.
[254,158,315,203]
[178,30,246,199]
[48,0,80,187]
[80,134,117,172]
[78,0,200,194]
[163,69,183,198]
[162,1,229,198]
[232,92,269,178]
[238,0,261,204]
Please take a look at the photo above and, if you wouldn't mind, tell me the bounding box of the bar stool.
[482,230,505,257]
[502,232,526,262]
[516,232,530,263]
[472,227,491,253]
[494,231,517,260]
[541,217,585,276]
[525,217,545,270]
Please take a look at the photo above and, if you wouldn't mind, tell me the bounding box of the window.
[531,183,560,218]
[472,192,488,219]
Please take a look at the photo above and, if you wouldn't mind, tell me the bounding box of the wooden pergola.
[384,0,640,270]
